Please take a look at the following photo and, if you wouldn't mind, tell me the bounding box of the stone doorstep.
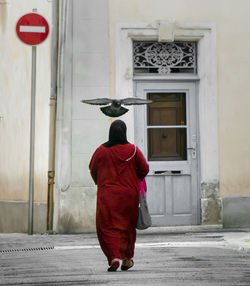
[137,224,223,234]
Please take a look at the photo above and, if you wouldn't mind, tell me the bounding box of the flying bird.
[81,97,153,117]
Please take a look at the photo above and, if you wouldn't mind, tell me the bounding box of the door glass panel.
[148,128,187,161]
[147,93,187,161]
[147,93,186,126]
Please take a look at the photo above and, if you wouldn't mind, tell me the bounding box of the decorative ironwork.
[133,41,196,74]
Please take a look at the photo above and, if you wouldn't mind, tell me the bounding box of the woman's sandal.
[121,259,134,271]
[107,259,120,272]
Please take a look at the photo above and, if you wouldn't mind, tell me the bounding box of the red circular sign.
[16,13,49,46]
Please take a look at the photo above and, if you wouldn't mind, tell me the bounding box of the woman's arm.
[135,147,149,180]
[89,148,100,185]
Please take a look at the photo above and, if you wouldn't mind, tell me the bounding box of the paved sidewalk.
[1,226,250,285]
[0,225,250,253]
[140,225,250,253]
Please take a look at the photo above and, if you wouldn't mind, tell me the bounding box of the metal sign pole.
[28,45,37,235]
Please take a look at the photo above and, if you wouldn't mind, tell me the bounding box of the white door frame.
[135,80,200,225]
[115,22,219,223]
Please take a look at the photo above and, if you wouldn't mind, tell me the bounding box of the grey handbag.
[136,189,152,230]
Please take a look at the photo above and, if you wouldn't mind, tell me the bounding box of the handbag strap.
[125,145,136,161]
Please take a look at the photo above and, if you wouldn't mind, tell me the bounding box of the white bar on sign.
[19,25,46,33]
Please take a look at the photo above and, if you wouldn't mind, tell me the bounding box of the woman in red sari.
[89,120,149,272]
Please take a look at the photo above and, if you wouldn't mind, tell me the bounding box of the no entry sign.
[16,13,49,46]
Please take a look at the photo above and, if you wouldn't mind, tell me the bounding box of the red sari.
[89,143,149,265]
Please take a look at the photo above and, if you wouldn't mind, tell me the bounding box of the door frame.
[115,21,219,224]
[134,80,201,225]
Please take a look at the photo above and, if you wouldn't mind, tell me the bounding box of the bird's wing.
[121,97,153,105]
[81,98,113,105]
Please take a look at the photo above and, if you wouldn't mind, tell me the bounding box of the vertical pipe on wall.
[47,0,68,232]
[47,99,56,232]
[47,0,59,232]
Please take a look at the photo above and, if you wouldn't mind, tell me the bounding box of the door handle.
[187,147,197,159]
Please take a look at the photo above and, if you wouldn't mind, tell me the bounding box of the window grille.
[133,41,197,75]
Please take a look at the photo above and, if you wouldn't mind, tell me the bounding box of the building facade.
[0,0,52,232]
[1,0,250,233]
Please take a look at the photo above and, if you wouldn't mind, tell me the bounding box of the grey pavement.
[0,226,250,285]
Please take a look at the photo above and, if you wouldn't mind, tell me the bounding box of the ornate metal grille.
[133,41,196,75]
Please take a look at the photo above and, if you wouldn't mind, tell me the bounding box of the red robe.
[89,143,149,265]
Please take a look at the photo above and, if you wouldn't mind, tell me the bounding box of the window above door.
[133,41,197,75]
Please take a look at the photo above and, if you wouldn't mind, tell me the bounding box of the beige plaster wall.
[108,0,250,197]
[0,0,52,202]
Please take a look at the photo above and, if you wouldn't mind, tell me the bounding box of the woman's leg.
[97,228,121,265]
